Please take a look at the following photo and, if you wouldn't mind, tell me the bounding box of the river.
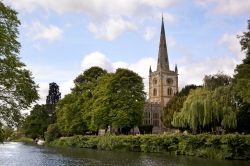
[0,142,249,166]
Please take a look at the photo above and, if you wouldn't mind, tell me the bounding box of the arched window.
[167,88,172,96]
[153,78,157,85]
[167,78,173,85]
[153,88,157,96]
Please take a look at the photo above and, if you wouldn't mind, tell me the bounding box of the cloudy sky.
[4,0,250,104]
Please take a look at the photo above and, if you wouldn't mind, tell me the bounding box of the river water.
[0,142,249,166]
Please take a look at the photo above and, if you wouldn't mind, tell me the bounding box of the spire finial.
[162,13,164,22]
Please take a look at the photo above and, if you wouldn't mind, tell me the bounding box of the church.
[143,17,178,133]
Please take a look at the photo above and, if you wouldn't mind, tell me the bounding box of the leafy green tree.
[2,126,14,140]
[45,123,61,142]
[109,68,146,133]
[234,20,250,133]
[56,94,87,136]
[178,84,201,96]
[162,95,187,128]
[73,66,107,93]
[234,20,250,104]
[90,74,113,131]
[0,1,38,129]
[203,73,232,90]
[23,105,49,139]
[56,67,107,135]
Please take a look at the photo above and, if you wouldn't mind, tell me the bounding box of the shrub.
[45,124,61,142]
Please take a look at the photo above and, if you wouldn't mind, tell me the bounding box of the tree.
[90,74,113,131]
[162,84,199,128]
[203,72,232,90]
[234,20,250,103]
[46,82,61,105]
[56,67,107,135]
[172,87,237,133]
[162,95,187,128]
[46,82,61,123]
[0,2,38,130]
[73,66,107,93]
[234,20,250,133]
[56,93,87,136]
[109,68,146,133]
[23,105,49,139]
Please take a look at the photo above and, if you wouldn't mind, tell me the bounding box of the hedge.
[50,134,250,160]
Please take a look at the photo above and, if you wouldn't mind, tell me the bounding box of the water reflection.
[0,142,249,166]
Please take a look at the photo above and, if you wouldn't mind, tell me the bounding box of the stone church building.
[143,17,178,133]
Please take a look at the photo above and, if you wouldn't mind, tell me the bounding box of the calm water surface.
[0,142,249,166]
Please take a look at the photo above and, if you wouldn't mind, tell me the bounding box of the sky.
[4,0,250,104]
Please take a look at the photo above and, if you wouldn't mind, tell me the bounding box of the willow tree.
[172,87,237,133]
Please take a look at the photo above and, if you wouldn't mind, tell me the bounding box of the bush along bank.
[49,134,250,160]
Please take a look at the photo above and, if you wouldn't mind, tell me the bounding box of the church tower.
[144,16,178,133]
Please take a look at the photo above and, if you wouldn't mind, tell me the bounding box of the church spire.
[157,15,169,71]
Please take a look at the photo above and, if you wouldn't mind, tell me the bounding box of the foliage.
[72,66,107,93]
[178,84,200,96]
[162,84,199,128]
[23,104,50,139]
[234,20,250,104]
[203,72,232,90]
[90,74,113,130]
[162,96,187,128]
[172,87,237,132]
[46,82,61,105]
[56,67,107,135]
[0,1,38,128]
[233,20,250,133]
[45,123,61,142]
[50,134,250,160]
[46,82,61,123]
[56,67,145,135]
[2,126,14,140]
[56,93,87,136]
[109,68,146,132]
[13,137,34,144]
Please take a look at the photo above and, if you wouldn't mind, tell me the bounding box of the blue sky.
[4,0,250,104]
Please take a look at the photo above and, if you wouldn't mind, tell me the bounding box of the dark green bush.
[49,134,250,160]
[45,124,61,142]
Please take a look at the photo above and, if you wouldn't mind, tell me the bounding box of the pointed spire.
[149,65,152,73]
[157,14,169,71]
[175,64,178,73]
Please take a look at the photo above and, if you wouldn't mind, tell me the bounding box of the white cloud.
[81,51,156,95]
[81,51,114,71]
[25,20,63,42]
[6,0,177,40]
[88,17,137,41]
[178,56,237,88]
[144,26,156,41]
[6,0,179,16]
[177,31,244,88]
[218,32,244,60]
[194,0,250,16]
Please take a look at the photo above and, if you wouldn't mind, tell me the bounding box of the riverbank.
[49,134,250,160]
[13,137,35,144]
